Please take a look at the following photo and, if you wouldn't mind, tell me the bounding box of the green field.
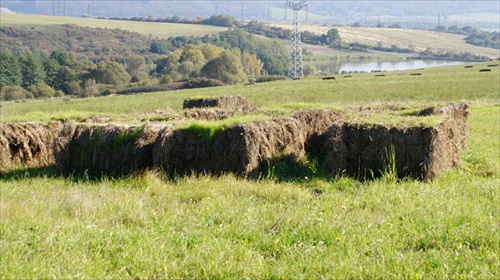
[2,62,498,124]
[1,62,499,278]
[0,14,227,39]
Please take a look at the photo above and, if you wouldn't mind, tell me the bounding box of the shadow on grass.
[0,165,59,181]
[0,154,384,184]
[0,160,330,184]
[258,156,328,183]
[0,165,126,183]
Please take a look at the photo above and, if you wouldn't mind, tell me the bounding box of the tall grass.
[1,62,499,278]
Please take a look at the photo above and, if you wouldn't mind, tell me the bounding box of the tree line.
[0,25,290,101]
[434,25,499,49]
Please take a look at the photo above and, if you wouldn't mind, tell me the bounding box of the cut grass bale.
[239,117,307,175]
[324,123,434,180]
[135,124,170,170]
[294,109,343,139]
[183,95,252,112]
[0,122,57,169]
[55,123,169,177]
[323,103,469,180]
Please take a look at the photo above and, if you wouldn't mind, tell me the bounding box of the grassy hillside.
[1,61,499,278]
[271,23,499,59]
[0,14,227,39]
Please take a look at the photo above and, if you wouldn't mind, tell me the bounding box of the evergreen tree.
[49,50,73,66]
[0,52,22,88]
[56,66,77,94]
[43,58,62,90]
[21,54,46,87]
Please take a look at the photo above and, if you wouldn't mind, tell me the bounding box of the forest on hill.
[0,23,292,101]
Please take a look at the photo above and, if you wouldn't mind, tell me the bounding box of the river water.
[307,59,471,74]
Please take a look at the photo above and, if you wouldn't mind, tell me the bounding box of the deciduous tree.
[200,51,247,84]
[241,52,264,77]
[91,61,130,87]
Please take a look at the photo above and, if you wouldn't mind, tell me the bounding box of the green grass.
[1,62,499,278]
[0,14,227,39]
[184,122,226,142]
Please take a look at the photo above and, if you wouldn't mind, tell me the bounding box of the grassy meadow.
[1,62,498,124]
[1,62,499,278]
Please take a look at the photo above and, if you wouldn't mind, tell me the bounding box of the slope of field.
[0,14,227,39]
[271,23,500,59]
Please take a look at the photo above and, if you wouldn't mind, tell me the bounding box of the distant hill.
[1,0,498,29]
[0,7,15,14]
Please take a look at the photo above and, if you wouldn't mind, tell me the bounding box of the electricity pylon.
[287,0,307,79]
